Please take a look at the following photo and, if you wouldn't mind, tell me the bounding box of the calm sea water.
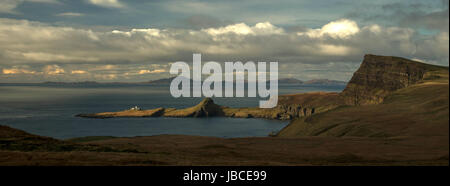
[0,84,344,139]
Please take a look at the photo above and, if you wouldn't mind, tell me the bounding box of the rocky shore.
[76,97,317,120]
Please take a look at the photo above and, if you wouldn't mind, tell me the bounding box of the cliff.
[278,80,449,137]
[340,54,449,105]
[278,55,449,137]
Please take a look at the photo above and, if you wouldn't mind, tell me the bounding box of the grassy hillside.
[277,77,449,137]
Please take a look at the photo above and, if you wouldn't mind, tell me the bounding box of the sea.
[0,83,345,139]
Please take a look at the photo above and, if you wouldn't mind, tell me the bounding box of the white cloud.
[95,65,117,70]
[2,66,37,74]
[43,65,65,75]
[297,19,360,39]
[316,44,354,56]
[87,0,124,8]
[112,28,161,37]
[71,70,87,74]
[20,52,99,62]
[202,22,284,36]
[94,74,117,80]
[56,12,85,17]
[138,69,166,74]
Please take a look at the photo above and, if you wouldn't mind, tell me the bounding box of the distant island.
[277,78,347,85]
[42,81,100,85]
[37,77,346,86]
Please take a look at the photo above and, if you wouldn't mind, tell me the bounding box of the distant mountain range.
[42,81,100,84]
[37,77,346,86]
[146,77,347,86]
[302,79,347,85]
[272,78,347,85]
[145,77,178,84]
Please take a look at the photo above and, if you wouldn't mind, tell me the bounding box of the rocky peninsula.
[76,97,317,120]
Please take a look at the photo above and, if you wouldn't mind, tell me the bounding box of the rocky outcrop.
[76,107,165,118]
[223,104,316,120]
[163,98,224,117]
[274,104,315,119]
[340,54,448,105]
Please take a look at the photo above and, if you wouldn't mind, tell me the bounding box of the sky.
[0,0,448,82]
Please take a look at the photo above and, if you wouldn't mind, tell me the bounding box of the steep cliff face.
[277,54,449,138]
[340,54,448,105]
[277,80,449,138]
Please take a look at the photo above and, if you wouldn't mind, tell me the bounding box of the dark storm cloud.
[346,0,448,32]
[181,15,232,29]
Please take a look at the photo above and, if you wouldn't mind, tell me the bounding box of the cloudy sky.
[0,0,448,82]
